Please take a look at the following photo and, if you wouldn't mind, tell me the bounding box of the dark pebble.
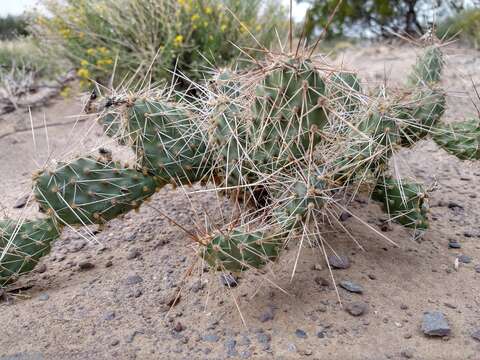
[104,310,116,320]
[174,322,184,332]
[105,260,113,268]
[13,195,29,209]
[221,273,238,287]
[314,276,330,287]
[422,311,451,337]
[78,261,95,270]
[295,329,307,339]
[225,338,237,357]
[447,202,463,210]
[339,212,352,221]
[259,307,274,322]
[401,349,414,358]
[339,280,363,294]
[327,255,350,269]
[475,265,480,273]
[345,301,367,316]
[110,339,120,346]
[458,255,472,264]
[448,242,461,249]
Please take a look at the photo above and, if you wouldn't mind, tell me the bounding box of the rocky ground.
[0,43,479,360]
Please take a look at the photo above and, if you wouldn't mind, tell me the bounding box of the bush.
[0,15,29,40]
[437,8,480,49]
[32,0,288,88]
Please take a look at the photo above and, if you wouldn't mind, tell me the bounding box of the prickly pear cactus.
[433,119,480,160]
[0,218,60,286]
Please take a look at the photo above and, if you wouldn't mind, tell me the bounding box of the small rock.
[259,307,275,322]
[126,248,141,260]
[327,255,350,269]
[422,311,451,337]
[35,264,47,274]
[295,329,307,339]
[256,331,271,344]
[312,264,322,271]
[110,339,120,347]
[240,350,252,359]
[202,334,220,342]
[314,276,330,287]
[339,280,363,294]
[224,338,237,357]
[105,260,113,268]
[133,289,143,298]
[471,329,480,342]
[339,212,352,221]
[458,255,472,264]
[287,343,297,352]
[448,242,461,249]
[104,311,116,321]
[447,201,463,210]
[443,302,456,309]
[401,349,414,359]
[190,280,204,293]
[38,293,49,301]
[126,330,143,343]
[221,273,238,287]
[78,261,95,270]
[400,304,409,310]
[13,195,29,209]
[160,291,181,307]
[475,265,480,273]
[174,322,184,332]
[125,275,143,285]
[345,301,368,316]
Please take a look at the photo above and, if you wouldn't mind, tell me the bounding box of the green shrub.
[32,0,288,88]
[0,15,29,40]
[437,8,480,49]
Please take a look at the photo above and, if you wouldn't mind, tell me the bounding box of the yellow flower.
[77,68,90,78]
[178,0,186,5]
[220,24,227,32]
[80,59,89,66]
[203,21,209,27]
[98,47,109,55]
[59,28,71,38]
[86,48,96,56]
[104,59,113,65]
[191,14,199,22]
[173,35,184,47]
[205,6,212,14]
[256,25,262,32]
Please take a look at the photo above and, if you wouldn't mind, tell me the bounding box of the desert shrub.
[437,8,480,48]
[32,0,288,88]
[0,15,29,40]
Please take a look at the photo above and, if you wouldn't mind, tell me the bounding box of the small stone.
[259,307,274,322]
[221,273,238,287]
[367,274,376,280]
[458,255,472,264]
[110,339,120,346]
[448,242,461,249]
[38,293,49,301]
[104,310,115,320]
[314,276,330,287]
[422,311,451,337]
[174,322,184,332]
[224,338,237,357]
[78,261,95,270]
[401,349,414,358]
[190,280,204,293]
[13,195,29,209]
[339,280,363,294]
[400,304,409,310]
[287,343,297,352]
[202,334,220,342]
[105,260,113,268]
[345,301,368,316]
[295,329,307,339]
[256,331,271,344]
[339,211,352,221]
[133,289,143,298]
[475,265,480,273]
[126,248,141,260]
[443,302,456,309]
[300,348,313,356]
[125,275,143,285]
[327,255,350,269]
[471,329,480,342]
[447,201,463,210]
[36,264,47,273]
[312,264,322,271]
[240,350,252,359]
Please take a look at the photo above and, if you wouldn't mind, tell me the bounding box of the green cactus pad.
[373,177,429,230]
[433,119,480,160]
[407,45,443,87]
[202,229,281,272]
[329,72,362,113]
[34,156,156,225]
[0,218,60,286]
[127,99,209,184]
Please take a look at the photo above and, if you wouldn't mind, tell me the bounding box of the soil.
[0,43,479,360]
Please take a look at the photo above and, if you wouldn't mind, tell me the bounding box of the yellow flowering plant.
[32,0,287,88]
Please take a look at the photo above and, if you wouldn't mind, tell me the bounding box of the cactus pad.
[433,119,480,160]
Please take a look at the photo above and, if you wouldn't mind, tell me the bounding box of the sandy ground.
[0,43,479,360]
